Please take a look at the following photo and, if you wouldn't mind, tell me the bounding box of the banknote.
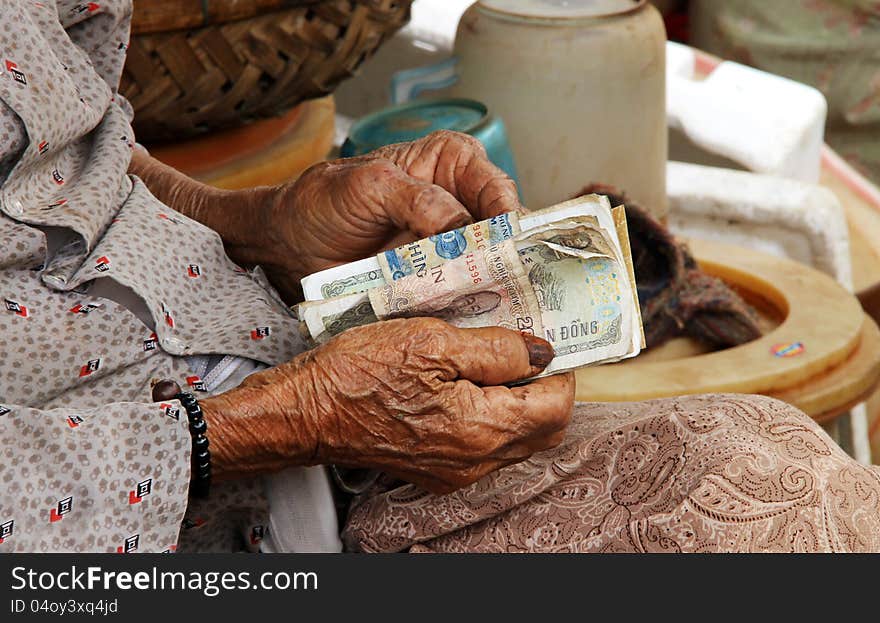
[301,257,380,301]
[377,212,520,282]
[516,235,634,376]
[514,215,617,260]
[297,291,375,345]
[295,207,641,377]
[370,238,542,334]
[298,242,543,344]
[312,257,386,299]
[299,196,614,302]
[301,213,521,301]
[526,197,643,358]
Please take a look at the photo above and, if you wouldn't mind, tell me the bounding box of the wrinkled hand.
[293,319,573,493]
[204,318,574,493]
[262,130,522,301]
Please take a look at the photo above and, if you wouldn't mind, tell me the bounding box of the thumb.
[438,325,556,386]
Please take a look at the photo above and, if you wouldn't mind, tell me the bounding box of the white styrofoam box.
[667,161,852,290]
[666,40,695,81]
[405,0,476,47]
[668,58,827,183]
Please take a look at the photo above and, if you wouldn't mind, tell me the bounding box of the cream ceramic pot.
[450,0,667,219]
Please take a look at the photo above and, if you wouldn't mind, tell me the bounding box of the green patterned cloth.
[691,0,880,184]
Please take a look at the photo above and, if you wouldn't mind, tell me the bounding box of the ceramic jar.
[450,0,668,219]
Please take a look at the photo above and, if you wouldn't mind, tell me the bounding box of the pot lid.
[478,0,644,19]
[342,99,488,156]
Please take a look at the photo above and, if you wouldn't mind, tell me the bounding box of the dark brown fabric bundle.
[578,184,762,349]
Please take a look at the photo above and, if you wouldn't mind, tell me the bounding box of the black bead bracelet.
[175,392,211,498]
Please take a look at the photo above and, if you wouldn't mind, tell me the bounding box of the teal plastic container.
[340,98,519,186]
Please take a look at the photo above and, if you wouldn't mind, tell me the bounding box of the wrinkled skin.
[260,130,524,301]
[132,130,523,304]
[204,319,574,494]
[133,131,575,493]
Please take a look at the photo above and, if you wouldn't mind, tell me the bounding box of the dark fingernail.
[152,379,182,402]
[523,334,554,369]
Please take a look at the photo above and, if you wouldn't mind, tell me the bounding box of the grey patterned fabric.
[0,0,306,552]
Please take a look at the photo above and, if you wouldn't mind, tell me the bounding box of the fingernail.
[523,334,554,369]
[151,379,182,402]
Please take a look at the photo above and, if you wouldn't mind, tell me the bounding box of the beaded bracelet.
[175,392,211,498]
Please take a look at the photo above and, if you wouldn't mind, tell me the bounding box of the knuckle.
[355,158,396,180]
[487,331,517,363]
[409,182,441,208]
[429,129,485,153]
[406,317,453,354]
[425,129,457,142]
[478,174,519,211]
[416,315,452,336]
[485,172,517,192]
[452,130,481,147]
[363,158,395,177]
[445,385,483,424]
[298,160,336,184]
[459,133,486,154]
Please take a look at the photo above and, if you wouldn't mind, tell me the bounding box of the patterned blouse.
[0,0,308,552]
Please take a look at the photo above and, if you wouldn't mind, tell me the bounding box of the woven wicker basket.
[121,0,412,142]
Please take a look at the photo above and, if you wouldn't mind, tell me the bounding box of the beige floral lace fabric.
[343,394,880,553]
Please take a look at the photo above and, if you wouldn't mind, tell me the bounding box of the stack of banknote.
[296,195,644,378]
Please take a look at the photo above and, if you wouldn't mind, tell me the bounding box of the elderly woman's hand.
[129,131,519,303]
[260,130,522,301]
[201,318,574,494]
